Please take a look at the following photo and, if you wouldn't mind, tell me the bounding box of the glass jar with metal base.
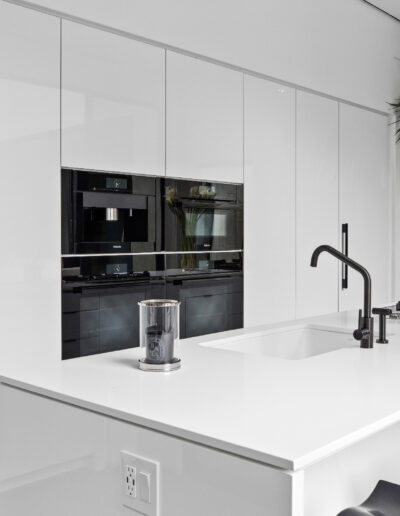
[138,299,181,372]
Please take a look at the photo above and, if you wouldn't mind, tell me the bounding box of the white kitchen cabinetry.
[0,384,302,516]
[296,92,339,318]
[62,21,165,175]
[166,52,243,183]
[0,2,60,359]
[244,75,295,327]
[339,104,390,311]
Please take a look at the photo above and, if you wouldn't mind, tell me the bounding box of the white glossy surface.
[166,51,243,183]
[3,311,400,471]
[24,0,400,112]
[368,0,400,20]
[244,75,295,326]
[339,104,391,310]
[304,421,400,516]
[0,385,301,516]
[0,2,61,361]
[395,116,400,300]
[200,325,357,360]
[296,92,339,318]
[62,20,165,175]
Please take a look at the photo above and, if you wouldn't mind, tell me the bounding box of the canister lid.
[138,299,180,307]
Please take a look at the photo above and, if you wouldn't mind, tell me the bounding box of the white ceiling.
[366,0,400,20]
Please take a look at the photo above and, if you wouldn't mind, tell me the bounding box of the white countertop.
[2,310,400,472]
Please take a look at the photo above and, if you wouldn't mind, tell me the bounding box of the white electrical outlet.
[121,451,159,515]
[125,465,136,498]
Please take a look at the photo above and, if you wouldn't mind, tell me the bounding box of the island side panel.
[0,383,302,516]
[303,421,400,516]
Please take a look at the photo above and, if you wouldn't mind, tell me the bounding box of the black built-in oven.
[62,169,161,254]
[163,179,243,252]
[165,252,243,339]
[62,254,165,359]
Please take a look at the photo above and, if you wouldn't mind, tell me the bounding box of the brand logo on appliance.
[113,245,122,249]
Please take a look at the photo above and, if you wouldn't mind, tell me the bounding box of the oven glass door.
[164,180,243,252]
[61,254,165,359]
[165,252,243,338]
[62,281,164,359]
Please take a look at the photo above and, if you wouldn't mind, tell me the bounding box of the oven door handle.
[72,280,164,293]
[170,274,241,285]
[177,199,238,209]
[180,204,237,210]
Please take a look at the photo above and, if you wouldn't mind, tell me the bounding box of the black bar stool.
[337,480,400,515]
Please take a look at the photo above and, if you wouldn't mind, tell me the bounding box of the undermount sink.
[199,325,358,360]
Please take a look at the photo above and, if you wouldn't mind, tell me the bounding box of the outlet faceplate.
[121,451,159,515]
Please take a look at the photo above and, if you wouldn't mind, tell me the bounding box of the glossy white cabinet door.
[62,21,165,175]
[339,104,390,310]
[0,385,301,516]
[166,52,243,183]
[244,76,295,326]
[0,3,61,360]
[296,92,339,318]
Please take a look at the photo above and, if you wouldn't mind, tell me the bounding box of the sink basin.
[199,325,358,360]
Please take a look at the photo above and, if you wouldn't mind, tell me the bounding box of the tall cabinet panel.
[166,51,243,183]
[244,76,295,327]
[339,104,390,310]
[0,3,60,358]
[296,92,339,318]
[62,21,165,175]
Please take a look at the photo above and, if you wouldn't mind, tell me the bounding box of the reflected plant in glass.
[165,184,215,269]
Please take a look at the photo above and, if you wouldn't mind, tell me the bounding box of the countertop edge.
[0,375,295,472]
[292,409,400,470]
[5,370,400,472]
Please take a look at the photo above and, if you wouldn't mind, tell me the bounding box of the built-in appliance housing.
[61,170,244,359]
[62,169,161,254]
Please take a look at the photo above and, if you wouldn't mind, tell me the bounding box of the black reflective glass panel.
[164,179,243,252]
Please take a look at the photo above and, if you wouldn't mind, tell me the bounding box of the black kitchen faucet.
[310,245,374,349]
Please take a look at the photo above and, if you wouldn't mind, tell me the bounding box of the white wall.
[19,0,400,112]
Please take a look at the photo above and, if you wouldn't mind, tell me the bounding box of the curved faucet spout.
[310,244,371,317]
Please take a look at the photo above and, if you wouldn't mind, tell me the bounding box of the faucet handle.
[372,307,392,316]
[354,308,371,341]
[353,327,370,341]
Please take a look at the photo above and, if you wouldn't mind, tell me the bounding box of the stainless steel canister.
[138,299,181,371]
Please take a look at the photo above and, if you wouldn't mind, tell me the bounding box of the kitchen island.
[2,309,400,515]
